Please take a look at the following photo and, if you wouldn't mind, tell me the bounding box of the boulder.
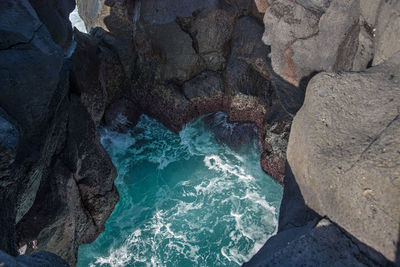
[71,28,128,125]
[254,0,270,13]
[360,0,381,27]
[139,0,218,25]
[287,52,400,263]
[263,0,360,86]
[0,108,19,180]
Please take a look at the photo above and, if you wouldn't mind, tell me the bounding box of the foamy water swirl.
[78,114,282,267]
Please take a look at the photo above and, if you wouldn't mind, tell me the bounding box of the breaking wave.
[78,113,282,267]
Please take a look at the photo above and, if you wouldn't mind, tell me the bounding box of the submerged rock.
[287,52,400,263]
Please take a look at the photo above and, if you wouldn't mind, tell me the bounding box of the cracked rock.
[287,51,400,262]
[263,0,360,86]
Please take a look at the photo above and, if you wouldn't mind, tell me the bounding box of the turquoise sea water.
[77,113,282,267]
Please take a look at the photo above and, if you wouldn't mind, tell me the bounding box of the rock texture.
[27,0,75,51]
[373,0,400,66]
[73,0,296,181]
[287,52,400,262]
[2,0,399,266]
[0,0,118,265]
[263,0,360,86]
[244,218,379,266]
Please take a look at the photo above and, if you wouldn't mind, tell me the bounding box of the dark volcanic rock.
[0,108,19,180]
[146,20,205,82]
[183,71,224,100]
[71,28,128,125]
[187,7,235,71]
[204,112,258,149]
[0,0,118,265]
[71,30,104,124]
[17,96,118,266]
[104,98,141,132]
[0,0,66,250]
[28,0,75,50]
[0,250,69,267]
[287,52,400,263]
[226,59,272,104]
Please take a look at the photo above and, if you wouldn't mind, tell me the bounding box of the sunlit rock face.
[287,52,400,263]
[262,0,360,86]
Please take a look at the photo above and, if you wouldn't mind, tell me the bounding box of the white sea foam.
[78,114,282,267]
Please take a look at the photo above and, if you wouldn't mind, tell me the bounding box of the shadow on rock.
[244,162,395,266]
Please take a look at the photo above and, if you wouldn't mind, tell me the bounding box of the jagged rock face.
[0,0,66,253]
[287,52,400,263]
[17,96,119,266]
[71,29,127,125]
[0,0,118,265]
[72,0,296,181]
[263,0,360,86]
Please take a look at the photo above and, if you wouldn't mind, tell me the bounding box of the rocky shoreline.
[0,0,399,266]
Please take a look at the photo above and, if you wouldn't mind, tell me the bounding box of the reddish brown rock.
[260,153,285,184]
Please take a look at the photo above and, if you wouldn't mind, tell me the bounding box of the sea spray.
[78,113,282,267]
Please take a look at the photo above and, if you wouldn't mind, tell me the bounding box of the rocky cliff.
[1,0,399,266]
[0,0,118,265]
[73,0,400,265]
[245,0,400,266]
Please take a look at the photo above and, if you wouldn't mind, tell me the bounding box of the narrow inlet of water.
[78,113,283,267]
